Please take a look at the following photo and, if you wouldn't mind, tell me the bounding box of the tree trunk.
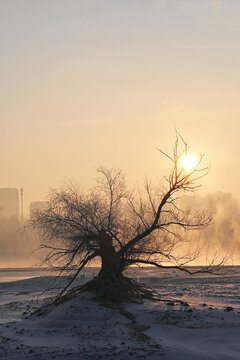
[83,231,152,302]
[96,245,124,301]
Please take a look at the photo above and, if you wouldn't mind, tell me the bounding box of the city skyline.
[0,3,239,358]
[0,187,48,218]
[1,1,240,211]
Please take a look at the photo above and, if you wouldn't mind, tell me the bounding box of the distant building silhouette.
[0,188,19,220]
[30,201,49,218]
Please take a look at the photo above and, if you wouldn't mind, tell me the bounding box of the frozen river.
[0,266,239,359]
[0,266,239,309]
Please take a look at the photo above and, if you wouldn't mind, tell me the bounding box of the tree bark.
[96,245,124,301]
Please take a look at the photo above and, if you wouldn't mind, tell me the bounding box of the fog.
[181,192,240,265]
[0,191,239,268]
[1,1,240,207]
[0,218,41,268]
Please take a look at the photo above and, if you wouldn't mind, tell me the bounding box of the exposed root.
[53,275,155,305]
[34,275,157,317]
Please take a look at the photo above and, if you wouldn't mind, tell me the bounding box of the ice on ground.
[0,267,239,359]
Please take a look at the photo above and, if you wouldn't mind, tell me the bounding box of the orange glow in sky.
[0,0,240,213]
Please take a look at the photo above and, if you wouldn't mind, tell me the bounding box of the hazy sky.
[1,0,240,213]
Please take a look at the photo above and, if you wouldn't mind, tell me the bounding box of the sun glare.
[182,154,197,171]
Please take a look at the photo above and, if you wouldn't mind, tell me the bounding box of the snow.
[0,267,240,359]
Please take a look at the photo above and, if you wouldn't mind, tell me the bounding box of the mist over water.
[181,192,240,264]
[0,218,41,268]
[0,191,239,268]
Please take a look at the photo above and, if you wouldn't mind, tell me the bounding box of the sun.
[182,154,198,171]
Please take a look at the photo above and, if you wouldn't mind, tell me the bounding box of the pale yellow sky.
[0,0,240,213]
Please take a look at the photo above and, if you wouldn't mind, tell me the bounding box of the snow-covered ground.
[0,267,239,359]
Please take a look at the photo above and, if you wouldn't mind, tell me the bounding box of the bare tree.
[28,134,225,302]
